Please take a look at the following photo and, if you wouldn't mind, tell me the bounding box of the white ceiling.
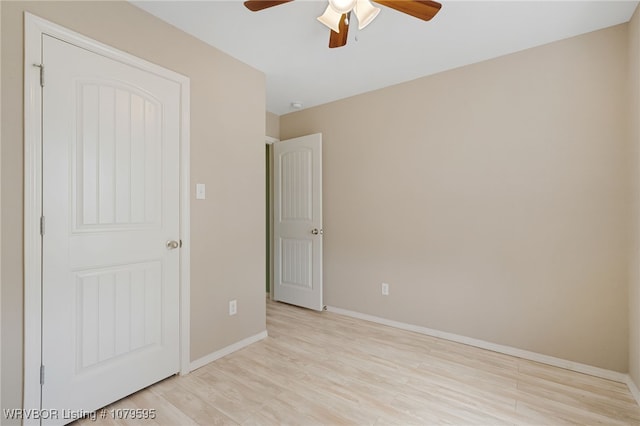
[133,0,639,115]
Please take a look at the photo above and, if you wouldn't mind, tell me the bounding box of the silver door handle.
[166,240,180,249]
[311,228,323,235]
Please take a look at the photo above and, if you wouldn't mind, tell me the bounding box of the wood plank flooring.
[76,299,640,425]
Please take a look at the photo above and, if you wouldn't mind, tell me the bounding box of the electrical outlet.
[381,282,389,296]
[229,299,237,316]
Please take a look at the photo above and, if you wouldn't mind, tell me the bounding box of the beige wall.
[266,111,280,139]
[629,5,640,388]
[1,1,266,415]
[282,24,630,372]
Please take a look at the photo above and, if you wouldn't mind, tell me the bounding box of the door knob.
[166,240,180,249]
[311,229,323,235]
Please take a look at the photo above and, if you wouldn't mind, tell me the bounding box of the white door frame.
[23,13,191,415]
[266,136,278,300]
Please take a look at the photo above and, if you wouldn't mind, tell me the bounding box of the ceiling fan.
[244,0,442,48]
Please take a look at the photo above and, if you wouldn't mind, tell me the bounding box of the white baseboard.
[326,306,628,384]
[190,330,268,372]
[625,375,640,406]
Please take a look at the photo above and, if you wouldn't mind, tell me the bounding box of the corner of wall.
[0,0,3,416]
[266,111,280,140]
[628,2,640,398]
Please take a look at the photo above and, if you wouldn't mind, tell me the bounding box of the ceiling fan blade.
[373,0,441,21]
[329,12,350,48]
[243,0,293,12]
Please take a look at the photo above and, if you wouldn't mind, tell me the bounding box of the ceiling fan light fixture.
[317,4,343,33]
[328,0,357,14]
[354,0,380,30]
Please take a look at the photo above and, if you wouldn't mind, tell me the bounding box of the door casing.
[266,136,278,299]
[23,12,191,418]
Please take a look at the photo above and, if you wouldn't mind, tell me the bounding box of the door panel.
[75,262,162,369]
[74,82,162,229]
[42,34,180,421]
[273,134,323,311]
[281,238,312,289]
[280,150,313,221]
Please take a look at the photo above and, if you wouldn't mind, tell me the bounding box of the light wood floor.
[78,299,640,425]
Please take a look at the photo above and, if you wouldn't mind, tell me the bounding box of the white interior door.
[41,34,181,420]
[273,134,323,311]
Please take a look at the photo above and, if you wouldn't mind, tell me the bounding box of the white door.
[273,134,323,311]
[41,34,181,420]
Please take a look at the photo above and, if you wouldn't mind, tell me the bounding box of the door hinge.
[33,64,44,87]
[40,216,45,236]
[40,365,45,385]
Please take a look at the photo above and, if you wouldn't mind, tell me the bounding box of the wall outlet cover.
[382,283,389,296]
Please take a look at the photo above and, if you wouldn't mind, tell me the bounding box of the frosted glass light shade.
[328,0,357,14]
[317,5,343,33]
[354,0,380,30]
